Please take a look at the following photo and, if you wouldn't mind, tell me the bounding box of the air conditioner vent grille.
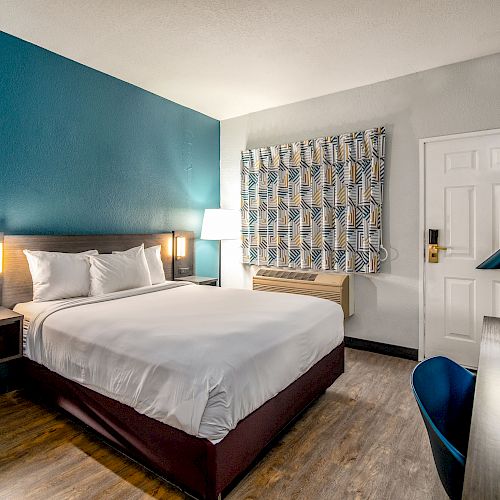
[254,284,340,303]
[256,269,318,281]
[252,269,350,317]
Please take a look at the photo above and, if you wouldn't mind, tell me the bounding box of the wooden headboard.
[1,233,193,309]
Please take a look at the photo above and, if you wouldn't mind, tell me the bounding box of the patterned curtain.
[241,127,385,273]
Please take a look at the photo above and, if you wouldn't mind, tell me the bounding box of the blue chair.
[411,356,476,500]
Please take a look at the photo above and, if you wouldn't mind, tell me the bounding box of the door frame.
[418,128,500,361]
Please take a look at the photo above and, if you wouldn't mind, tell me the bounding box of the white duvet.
[15,282,344,442]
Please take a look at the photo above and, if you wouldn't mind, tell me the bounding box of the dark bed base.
[23,342,344,499]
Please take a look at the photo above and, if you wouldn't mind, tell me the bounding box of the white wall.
[220,53,500,348]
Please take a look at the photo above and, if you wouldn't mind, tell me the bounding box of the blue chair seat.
[412,356,476,500]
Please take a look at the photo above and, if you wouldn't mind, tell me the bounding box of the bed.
[2,233,345,500]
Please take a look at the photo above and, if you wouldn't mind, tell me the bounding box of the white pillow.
[23,249,98,302]
[113,244,165,284]
[88,245,152,296]
[144,245,166,284]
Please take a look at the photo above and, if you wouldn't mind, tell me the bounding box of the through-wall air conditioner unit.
[252,269,353,318]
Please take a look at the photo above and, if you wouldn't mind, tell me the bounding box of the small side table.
[175,276,218,286]
[0,307,23,394]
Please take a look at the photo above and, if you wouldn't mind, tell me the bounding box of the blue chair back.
[411,356,475,500]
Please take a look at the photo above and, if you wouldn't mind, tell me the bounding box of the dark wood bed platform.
[2,233,345,500]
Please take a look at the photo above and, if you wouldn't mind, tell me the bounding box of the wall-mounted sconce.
[175,236,186,259]
[171,231,192,280]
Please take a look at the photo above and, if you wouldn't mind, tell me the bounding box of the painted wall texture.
[0,32,220,277]
[220,52,500,349]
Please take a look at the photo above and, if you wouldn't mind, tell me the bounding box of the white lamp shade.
[201,209,240,240]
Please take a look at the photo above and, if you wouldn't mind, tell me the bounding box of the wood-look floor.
[0,349,447,500]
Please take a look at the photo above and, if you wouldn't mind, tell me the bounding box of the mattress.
[15,282,344,443]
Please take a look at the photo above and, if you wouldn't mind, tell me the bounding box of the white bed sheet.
[15,283,344,443]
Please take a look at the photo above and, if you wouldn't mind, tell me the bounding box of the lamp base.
[218,240,221,287]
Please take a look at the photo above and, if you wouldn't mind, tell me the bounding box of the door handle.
[429,244,448,263]
[428,229,447,263]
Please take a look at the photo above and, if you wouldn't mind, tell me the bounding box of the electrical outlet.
[179,267,190,275]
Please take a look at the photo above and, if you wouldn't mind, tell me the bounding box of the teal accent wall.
[0,32,220,277]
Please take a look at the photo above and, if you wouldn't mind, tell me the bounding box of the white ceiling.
[1,0,500,120]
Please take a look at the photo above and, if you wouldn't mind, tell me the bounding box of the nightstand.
[175,275,218,286]
[0,307,23,394]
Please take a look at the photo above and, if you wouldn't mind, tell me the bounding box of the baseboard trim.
[344,337,418,361]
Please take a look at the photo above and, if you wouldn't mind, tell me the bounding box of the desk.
[462,316,500,499]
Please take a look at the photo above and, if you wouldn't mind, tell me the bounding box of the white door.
[423,129,500,368]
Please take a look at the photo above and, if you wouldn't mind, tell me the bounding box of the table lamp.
[201,209,240,286]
